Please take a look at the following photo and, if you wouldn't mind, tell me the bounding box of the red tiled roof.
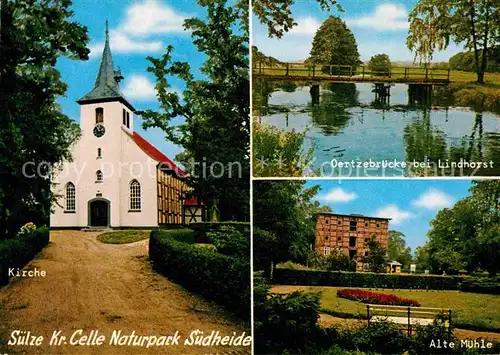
[184,196,202,206]
[126,130,186,177]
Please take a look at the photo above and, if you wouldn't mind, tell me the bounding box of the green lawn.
[272,285,500,332]
[97,230,150,244]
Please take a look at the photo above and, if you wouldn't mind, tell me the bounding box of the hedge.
[0,227,50,285]
[274,268,463,290]
[460,276,500,294]
[189,222,250,242]
[159,228,196,244]
[149,229,250,319]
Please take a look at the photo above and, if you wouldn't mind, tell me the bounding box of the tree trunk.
[479,0,491,84]
[468,0,483,83]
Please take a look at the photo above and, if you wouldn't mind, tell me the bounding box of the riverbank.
[434,80,500,114]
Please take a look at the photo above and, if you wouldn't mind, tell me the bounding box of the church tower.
[50,21,200,229]
[73,21,136,228]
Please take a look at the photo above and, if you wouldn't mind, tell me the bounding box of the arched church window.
[96,170,103,183]
[129,180,141,211]
[95,107,104,124]
[65,182,76,212]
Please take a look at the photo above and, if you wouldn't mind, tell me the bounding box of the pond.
[255,82,500,177]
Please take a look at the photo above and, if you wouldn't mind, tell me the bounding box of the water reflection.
[255,82,500,177]
[310,84,358,135]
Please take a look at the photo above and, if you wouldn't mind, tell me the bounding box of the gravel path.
[0,230,250,354]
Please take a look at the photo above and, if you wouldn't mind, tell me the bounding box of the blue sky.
[56,0,209,163]
[305,180,474,252]
[252,0,463,62]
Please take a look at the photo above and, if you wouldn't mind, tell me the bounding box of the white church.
[51,24,204,229]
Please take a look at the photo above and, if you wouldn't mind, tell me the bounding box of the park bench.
[366,304,452,335]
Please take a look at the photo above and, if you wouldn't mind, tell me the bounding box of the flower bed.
[337,288,420,307]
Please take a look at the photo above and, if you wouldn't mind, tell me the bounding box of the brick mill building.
[314,213,390,272]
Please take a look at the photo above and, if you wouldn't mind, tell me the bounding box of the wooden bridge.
[253,62,451,85]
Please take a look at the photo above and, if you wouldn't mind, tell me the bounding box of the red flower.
[336,289,420,307]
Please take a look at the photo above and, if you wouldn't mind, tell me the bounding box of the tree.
[365,236,387,273]
[0,0,89,239]
[426,180,500,276]
[253,180,332,273]
[407,0,499,83]
[251,0,342,38]
[324,249,356,271]
[368,54,392,76]
[414,244,430,272]
[467,180,500,276]
[388,230,413,269]
[309,16,360,66]
[139,0,249,221]
[449,47,500,72]
[427,198,474,274]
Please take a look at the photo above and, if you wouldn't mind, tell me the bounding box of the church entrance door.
[89,199,109,227]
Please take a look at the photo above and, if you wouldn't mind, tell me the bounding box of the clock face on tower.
[93,124,105,138]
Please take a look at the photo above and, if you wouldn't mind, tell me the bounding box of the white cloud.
[122,75,157,101]
[120,0,187,37]
[253,34,311,62]
[412,188,455,210]
[318,188,358,203]
[89,30,163,58]
[374,204,413,225]
[89,0,188,58]
[347,3,409,31]
[289,17,322,35]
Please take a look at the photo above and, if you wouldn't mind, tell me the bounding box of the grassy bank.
[272,285,500,333]
[433,81,500,113]
[97,230,150,244]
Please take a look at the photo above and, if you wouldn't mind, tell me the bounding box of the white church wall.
[119,128,158,227]
[50,151,81,227]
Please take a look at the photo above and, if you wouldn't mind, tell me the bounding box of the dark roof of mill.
[77,21,135,112]
[315,212,391,221]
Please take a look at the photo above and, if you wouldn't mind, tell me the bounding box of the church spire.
[77,20,134,111]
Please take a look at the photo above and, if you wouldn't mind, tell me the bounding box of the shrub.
[344,321,410,354]
[252,121,313,177]
[156,228,196,244]
[274,268,463,290]
[325,250,356,272]
[254,289,327,354]
[189,222,249,242]
[207,225,249,258]
[17,222,37,237]
[276,261,312,270]
[149,230,250,319]
[460,276,500,294]
[409,315,455,355]
[337,289,420,307]
[0,227,49,285]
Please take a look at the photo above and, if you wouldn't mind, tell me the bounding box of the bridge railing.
[252,62,451,82]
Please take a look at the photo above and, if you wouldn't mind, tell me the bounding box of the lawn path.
[0,230,250,354]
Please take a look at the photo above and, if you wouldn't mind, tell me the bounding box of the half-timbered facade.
[314,213,390,272]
